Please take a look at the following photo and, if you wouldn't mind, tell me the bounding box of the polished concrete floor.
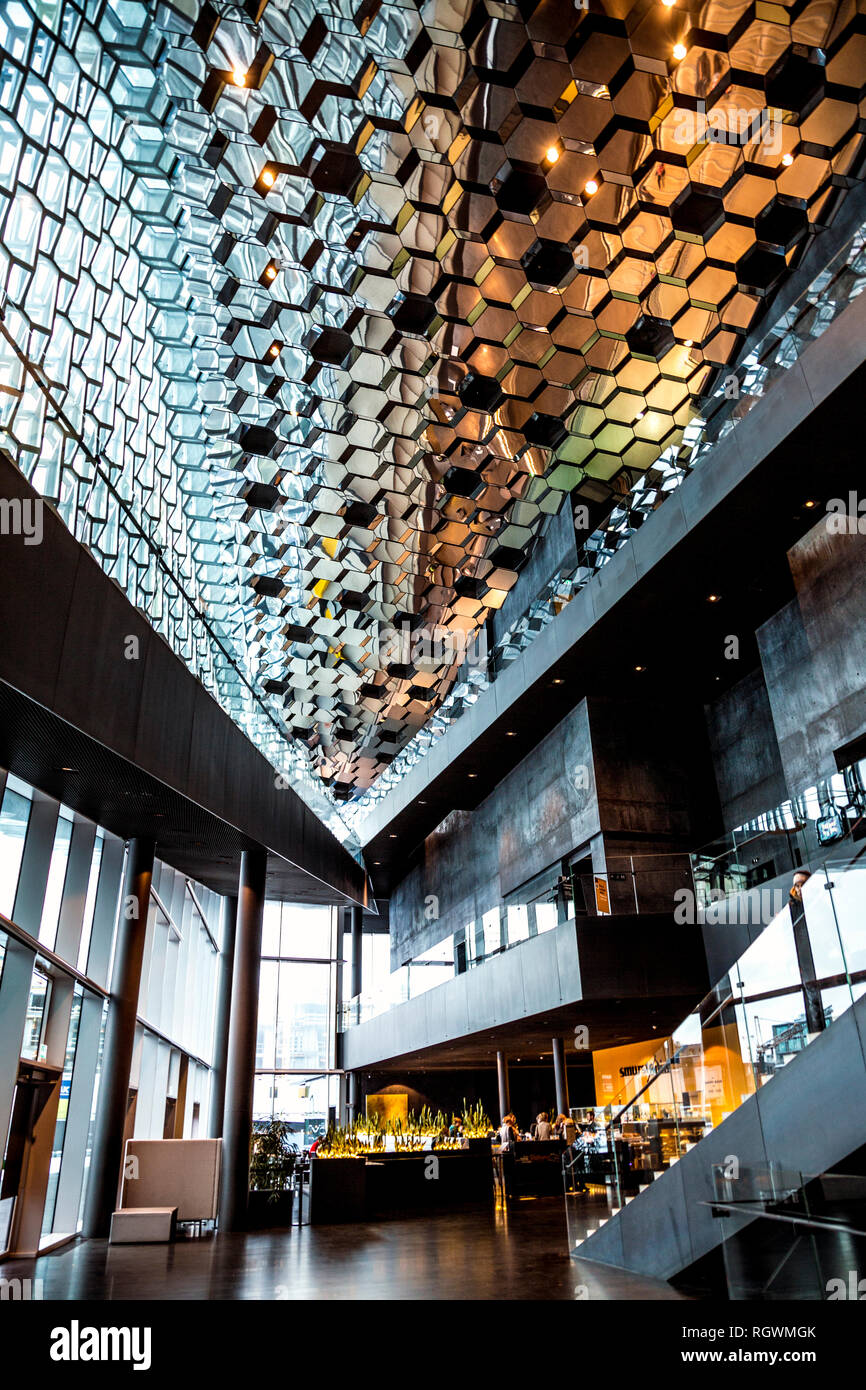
[1,1197,687,1301]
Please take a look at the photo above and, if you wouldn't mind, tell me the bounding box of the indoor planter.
[248,1120,298,1229]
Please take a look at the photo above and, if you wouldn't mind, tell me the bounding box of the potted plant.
[248,1120,298,1228]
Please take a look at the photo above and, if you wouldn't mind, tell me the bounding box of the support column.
[552,1037,569,1117]
[496,1051,510,1119]
[220,851,267,1231]
[208,894,237,1138]
[792,897,826,1035]
[347,904,363,1120]
[350,904,363,999]
[83,837,155,1238]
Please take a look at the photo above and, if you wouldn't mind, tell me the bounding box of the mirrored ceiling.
[0,0,863,830]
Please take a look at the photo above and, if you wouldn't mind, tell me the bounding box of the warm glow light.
[232,68,247,87]
[634,665,646,672]
[545,146,560,164]
[803,499,818,509]
[584,178,599,196]
[707,594,721,603]
[261,167,275,187]
[661,0,676,6]
[673,42,687,60]
[264,264,277,280]
[684,338,693,347]
[782,152,794,166]
[268,343,281,358]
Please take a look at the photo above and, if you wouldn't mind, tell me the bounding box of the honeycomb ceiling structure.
[0,0,864,811]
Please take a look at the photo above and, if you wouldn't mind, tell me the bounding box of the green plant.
[249,1120,298,1199]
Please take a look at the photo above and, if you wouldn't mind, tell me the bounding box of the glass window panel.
[39,810,73,949]
[21,965,51,1061]
[274,961,330,1070]
[0,782,32,918]
[280,903,332,959]
[76,831,103,973]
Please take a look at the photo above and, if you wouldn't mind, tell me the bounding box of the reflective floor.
[2,1198,687,1301]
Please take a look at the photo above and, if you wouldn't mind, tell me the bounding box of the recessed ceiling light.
[634,664,646,672]
[584,178,599,196]
[661,0,676,6]
[552,678,564,685]
[683,338,693,348]
[505,730,516,737]
[260,167,276,188]
[267,342,282,358]
[707,593,721,602]
[389,833,397,838]
[803,499,818,509]
[264,263,278,281]
[673,42,687,59]
[467,772,477,778]
[545,146,560,165]
[782,153,794,167]
[232,68,247,87]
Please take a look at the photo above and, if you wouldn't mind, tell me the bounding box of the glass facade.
[0,765,226,1250]
[254,903,341,1146]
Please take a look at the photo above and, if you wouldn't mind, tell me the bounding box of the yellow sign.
[594,876,610,914]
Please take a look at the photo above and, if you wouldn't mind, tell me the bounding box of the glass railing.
[346,216,866,835]
[340,857,695,1029]
[710,1163,866,1300]
[565,840,866,1213]
[691,759,866,910]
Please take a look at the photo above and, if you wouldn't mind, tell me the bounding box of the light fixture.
[260,166,276,188]
[266,341,282,359]
[673,42,687,60]
[389,833,397,838]
[264,262,278,281]
[683,338,693,348]
[634,664,646,672]
[468,772,478,778]
[707,593,721,603]
[661,0,676,6]
[545,145,560,165]
[782,153,794,167]
[803,499,818,509]
[505,730,516,737]
[232,67,247,87]
[584,178,599,196]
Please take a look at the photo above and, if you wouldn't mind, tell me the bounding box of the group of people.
[496,1111,579,1149]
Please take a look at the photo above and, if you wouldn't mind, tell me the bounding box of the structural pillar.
[350,904,363,999]
[208,894,237,1138]
[220,850,267,1232]
[791,896,827,1035]
[552,1037,569,1117]
[83,837,155,1237]
[496,1051,510,1119]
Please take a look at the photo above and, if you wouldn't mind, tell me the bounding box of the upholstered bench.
[109,1206,177,1244]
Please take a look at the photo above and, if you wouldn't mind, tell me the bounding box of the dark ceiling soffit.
[0,453,368,906]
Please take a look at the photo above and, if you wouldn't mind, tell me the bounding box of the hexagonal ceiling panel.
[1,0,863,808]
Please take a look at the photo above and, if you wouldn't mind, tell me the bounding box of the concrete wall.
[391,694,717,967]
[758,519,866,795]
[390,699,597,966]
[704,668,787,832]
